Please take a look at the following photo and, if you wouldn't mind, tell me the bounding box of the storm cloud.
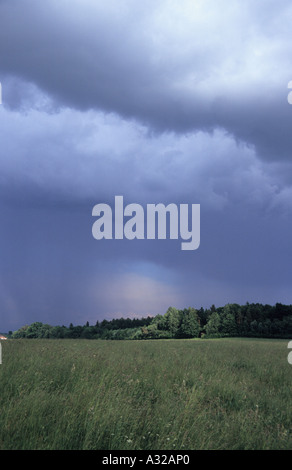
[0,0,292,332]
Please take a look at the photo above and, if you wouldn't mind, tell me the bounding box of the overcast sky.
[0,0,292,332]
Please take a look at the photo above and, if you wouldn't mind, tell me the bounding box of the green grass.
[0,338,291,450]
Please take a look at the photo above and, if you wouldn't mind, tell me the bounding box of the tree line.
[11,302,292,340]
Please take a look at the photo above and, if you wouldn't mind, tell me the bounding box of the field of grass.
[0,337,291,450]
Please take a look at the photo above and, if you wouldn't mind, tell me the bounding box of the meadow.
[0,338,291,450]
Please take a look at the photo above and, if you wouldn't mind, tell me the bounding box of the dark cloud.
[0,1,292,332]
[1,1,292,160]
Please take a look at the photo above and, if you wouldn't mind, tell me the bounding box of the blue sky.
[0,0,292,332]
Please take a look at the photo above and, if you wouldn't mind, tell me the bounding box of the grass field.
[0,338,291,450]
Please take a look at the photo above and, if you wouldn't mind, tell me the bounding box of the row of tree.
[11,302,292,340]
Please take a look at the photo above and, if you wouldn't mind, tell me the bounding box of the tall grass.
[0,338,291,450]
